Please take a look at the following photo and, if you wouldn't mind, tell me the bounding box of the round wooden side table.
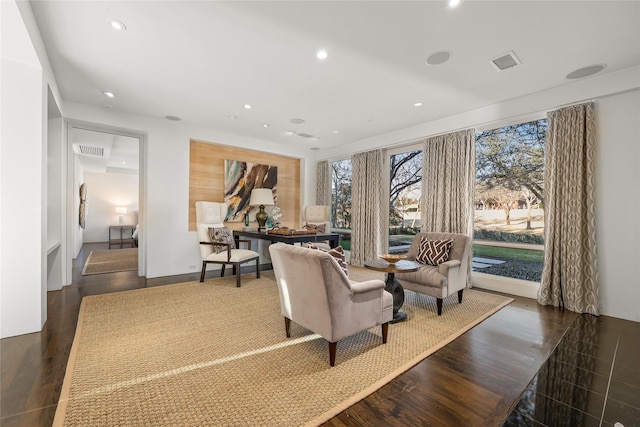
[364,259,419,323]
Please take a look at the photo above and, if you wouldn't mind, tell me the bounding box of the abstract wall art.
[224,159,277,222]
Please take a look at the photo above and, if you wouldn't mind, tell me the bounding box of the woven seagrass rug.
[54,268,513,426]
[81,248,138,275]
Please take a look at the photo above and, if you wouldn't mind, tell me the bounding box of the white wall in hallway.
[82,172,139,243]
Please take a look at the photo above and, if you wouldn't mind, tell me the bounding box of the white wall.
[595,89,640,322]
[72,155,84,257]
[83,171,139,242]
[47,116,64,290]
[0,0,46,338]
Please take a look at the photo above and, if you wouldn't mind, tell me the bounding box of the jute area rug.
[55,267,513,426]
[81,248,138,275]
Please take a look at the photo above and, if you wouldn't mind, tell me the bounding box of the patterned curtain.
[538,102,599,315]
[421,129,475,235]
[350,150,384,267]
[315,160,330,206]
[421,129,475,285]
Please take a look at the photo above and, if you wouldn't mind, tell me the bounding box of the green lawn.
[473,244,544,263]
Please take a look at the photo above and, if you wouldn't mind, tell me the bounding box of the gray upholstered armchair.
[268,243,393,366]
[395,232,470,315]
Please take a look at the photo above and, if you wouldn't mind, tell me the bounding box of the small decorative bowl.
[379,254,407,264]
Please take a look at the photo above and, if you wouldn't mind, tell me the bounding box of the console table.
[233,229,340,249]
[109,225,136,249]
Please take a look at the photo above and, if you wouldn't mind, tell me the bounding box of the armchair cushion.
[207,227,236,254]
[416,238,454,266]
[308,243,348,276]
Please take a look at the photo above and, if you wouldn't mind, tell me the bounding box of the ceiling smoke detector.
[490,51,521,71]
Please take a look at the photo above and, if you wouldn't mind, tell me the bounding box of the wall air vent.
[490,50,521,71]
[73,144,105,157]
[297,133,316,139]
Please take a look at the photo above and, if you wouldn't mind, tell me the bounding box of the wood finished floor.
[1,242,635,426]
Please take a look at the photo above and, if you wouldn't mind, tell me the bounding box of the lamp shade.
[249,188,274,207]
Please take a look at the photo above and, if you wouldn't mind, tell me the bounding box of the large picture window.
[330,158,352,230]
[474,119,547,283]
[388,149,422,252]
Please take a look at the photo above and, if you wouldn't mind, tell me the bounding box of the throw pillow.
[308,243,348,276]
[207,227,236,254]
[416,238,454,266]
[304,223,326,233]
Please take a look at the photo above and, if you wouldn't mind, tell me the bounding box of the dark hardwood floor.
[1,242,638,426]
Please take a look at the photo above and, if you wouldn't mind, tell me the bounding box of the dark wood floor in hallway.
[3,242,636,426]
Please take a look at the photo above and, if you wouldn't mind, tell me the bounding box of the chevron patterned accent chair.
[395,232,470,315]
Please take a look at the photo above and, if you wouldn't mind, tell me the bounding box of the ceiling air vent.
[297,133,316,139]
[73,144,105,157]
[490,51,521,71]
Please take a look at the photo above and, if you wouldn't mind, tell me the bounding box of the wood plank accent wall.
[188,139,301,231]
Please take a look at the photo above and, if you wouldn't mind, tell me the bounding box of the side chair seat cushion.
[396,267,448,290]
[205,249,258,263]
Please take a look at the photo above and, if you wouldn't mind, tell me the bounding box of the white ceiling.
[70,127,139,174]
[31,1,640,151]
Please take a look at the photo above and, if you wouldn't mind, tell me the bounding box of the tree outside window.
[474,119,547,282]
[331,158,352,230]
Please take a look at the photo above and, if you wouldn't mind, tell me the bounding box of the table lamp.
[250,188,274,231]
[115,206,127,225]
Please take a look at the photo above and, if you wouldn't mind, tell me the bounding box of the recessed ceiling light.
[447,0,462,8]
[332,130,339,134]
[227,115,238,120]
[102,91,115,98]
[165,115,181,121]
[290,118,306,124]
[316,49,328,60]
[262,123,270,128]
[244,104,252,110]
[285,131,296,136]
[110,19,127,31]
[414,102,423,107]
[426,51,451,65]
[122,161,127,165]
[566,64,606,80]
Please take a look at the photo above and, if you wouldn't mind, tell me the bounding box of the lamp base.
[255,205,268,231]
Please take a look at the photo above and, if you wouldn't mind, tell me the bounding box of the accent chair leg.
[221,264,226,277]
[329,341,337,367]
[284,317,291,337]
[255,258,260,278]
[458,289,464,303]
[381,322,389,344]
[436,298,443,316]
[200,262,207,282]
[235,263,241,287]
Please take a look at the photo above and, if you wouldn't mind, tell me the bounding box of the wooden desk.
[233,229,340,249]
[364,259,419,323]
[109,225,136,249]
